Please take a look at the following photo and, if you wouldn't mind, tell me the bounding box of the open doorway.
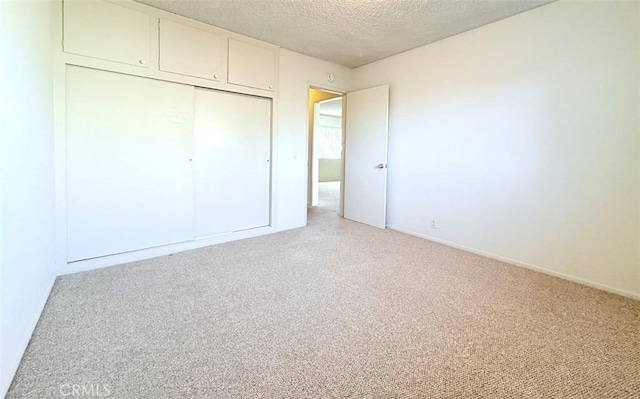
[307,88,343,214]
[307,84,389,228]
[316,97,342,212]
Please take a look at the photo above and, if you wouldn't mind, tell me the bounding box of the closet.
[60,0,277,265]
[66,67,272,262]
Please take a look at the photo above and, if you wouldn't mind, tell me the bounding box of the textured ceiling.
[136,0,555,68]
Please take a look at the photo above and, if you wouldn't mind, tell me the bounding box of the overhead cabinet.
[62,1,279,94]
[63,0,151,67]
[159,19,223,81]
[60,0,278,265]
[228,38,277,91]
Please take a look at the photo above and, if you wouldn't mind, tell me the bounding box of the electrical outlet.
[430,219,437,229]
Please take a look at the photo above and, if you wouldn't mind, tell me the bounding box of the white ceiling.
[136,0,555,68]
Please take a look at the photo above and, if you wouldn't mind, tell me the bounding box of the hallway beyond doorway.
[318,181,339,212]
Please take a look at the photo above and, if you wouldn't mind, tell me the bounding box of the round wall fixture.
[327,73,335,83]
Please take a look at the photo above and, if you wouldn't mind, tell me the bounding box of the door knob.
[375,163,385,169]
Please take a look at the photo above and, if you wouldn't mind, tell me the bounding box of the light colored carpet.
[318,181,340,212]
[7,207,640,398]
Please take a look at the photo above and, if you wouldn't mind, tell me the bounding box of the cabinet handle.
[268,84,273,90]
[213,74,218,80]
[139,59,146,65]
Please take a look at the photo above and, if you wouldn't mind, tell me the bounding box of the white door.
[193,88,271,237]
[343,85,389,229]
[66,66,194,262]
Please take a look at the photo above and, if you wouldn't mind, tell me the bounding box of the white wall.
[318,114,342,182]
[319,159,341,182]
[350,0,640,297]
[318,114,342,128]
[0,1,57,396]
[277,50,351,229]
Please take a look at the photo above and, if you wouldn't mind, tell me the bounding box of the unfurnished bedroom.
[1,0,639,397]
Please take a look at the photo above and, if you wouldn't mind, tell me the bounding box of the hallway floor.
[318,181,339,212]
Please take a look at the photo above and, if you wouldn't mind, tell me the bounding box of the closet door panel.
[194,89,271,237]
[66,66,194,261]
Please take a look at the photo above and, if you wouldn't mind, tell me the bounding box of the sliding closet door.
[66,66,194,261]
[193,88,271,237]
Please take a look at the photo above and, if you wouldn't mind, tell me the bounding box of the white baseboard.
[387,225,640,301]
[61,225,276,275]
[1,275,56,399]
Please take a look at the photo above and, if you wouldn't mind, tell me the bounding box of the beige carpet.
[7,207,640,398]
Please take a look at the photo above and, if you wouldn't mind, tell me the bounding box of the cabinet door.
[193,89,271,237]
[228,38,276,91]
[64,0,151,67]
[66,66,194,262]
[159,19,223,81]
